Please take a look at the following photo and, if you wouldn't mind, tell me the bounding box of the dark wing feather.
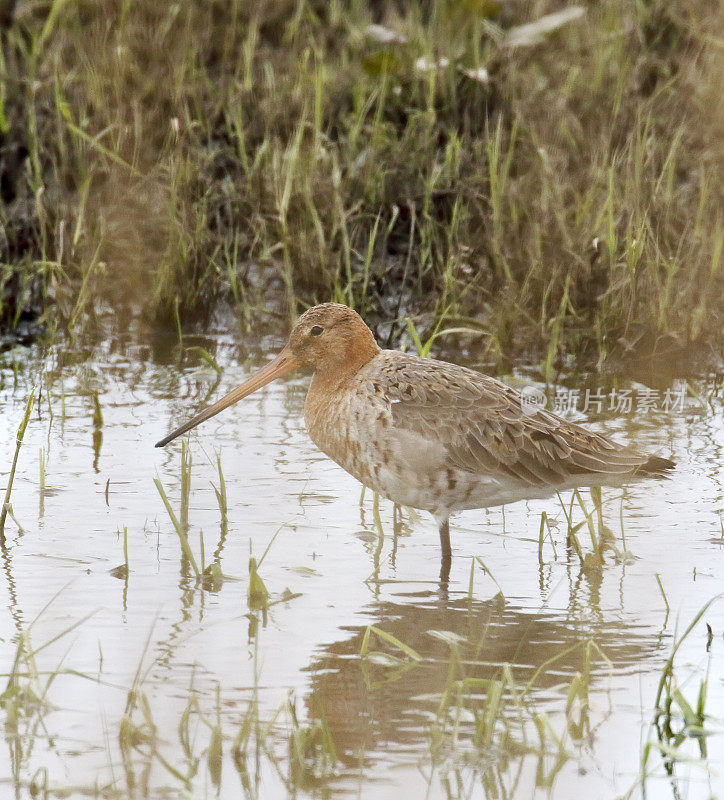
[375,352,657,487]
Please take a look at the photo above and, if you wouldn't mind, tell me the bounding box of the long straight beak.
[155,346,299,447]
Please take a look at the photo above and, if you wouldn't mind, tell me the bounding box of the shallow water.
[0,319,722,799]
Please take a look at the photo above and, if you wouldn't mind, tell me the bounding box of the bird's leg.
[438,517,452,558]
[438,517,451,583]
[391,504,401,568]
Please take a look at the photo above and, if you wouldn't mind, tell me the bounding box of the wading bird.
[156,303,673,577]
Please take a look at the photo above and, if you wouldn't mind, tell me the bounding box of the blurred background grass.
[0,0,721,367]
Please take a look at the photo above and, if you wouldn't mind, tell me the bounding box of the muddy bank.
[0,0,722,367]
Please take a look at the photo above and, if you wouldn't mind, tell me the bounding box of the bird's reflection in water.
[302,591,663,779]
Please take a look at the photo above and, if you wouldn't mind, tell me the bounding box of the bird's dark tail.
[637,455,675,475]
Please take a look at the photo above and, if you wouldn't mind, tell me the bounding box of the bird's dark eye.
[310,325,324,336]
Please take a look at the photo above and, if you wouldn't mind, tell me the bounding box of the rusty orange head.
[155,303,379,447]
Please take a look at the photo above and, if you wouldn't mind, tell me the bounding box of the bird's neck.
[311,333,380,392]
[304,348,378,461]
[311,353,378,395]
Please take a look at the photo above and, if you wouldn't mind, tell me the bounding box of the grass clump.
[154,442,225,589]
[0,387,34,541]
[1,0,722,365]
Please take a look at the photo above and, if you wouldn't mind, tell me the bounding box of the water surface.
[0,319,722,799]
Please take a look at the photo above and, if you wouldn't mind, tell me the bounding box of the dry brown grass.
[0,0,721,366]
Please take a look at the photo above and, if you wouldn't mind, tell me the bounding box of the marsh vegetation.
[1,0,722,365]
[1,1,723,798]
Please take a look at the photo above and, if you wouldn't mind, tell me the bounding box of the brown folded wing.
[375,353,651,487]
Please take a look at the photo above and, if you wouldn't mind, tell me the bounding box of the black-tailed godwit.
[156,303,674,574]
